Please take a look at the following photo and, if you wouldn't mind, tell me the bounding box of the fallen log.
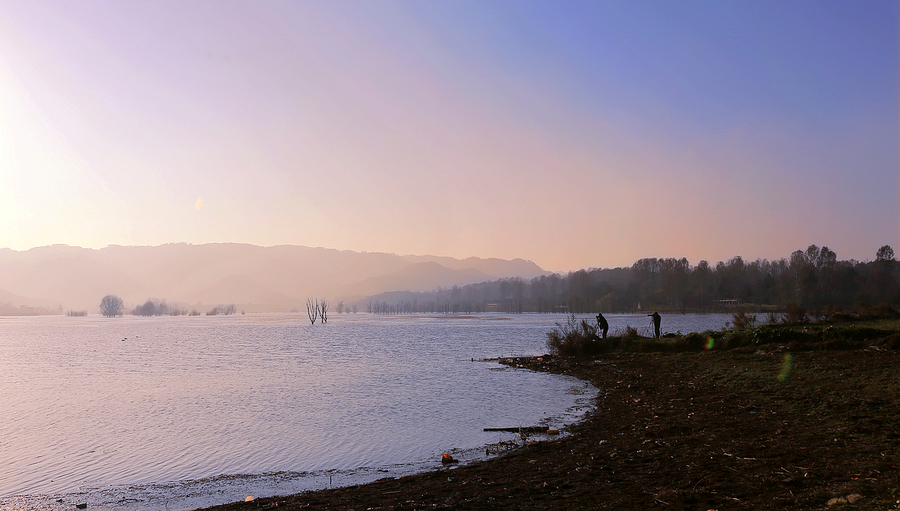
[483,426,549,433]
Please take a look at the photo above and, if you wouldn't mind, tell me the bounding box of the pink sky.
[0,1,896,271]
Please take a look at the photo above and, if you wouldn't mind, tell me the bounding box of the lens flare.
[705,337,715,350]
[778,353,793,382]
[195,198,203,210]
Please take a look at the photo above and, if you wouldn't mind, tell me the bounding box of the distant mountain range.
[0,243,547,313]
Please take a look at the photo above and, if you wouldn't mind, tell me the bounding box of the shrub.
[730,310,758,331]
[207,303,237,315]
[681,332,708,349]
[783,303,808,324]
[546,314,603,356]
[721,331,753,349]
[622,325,640,341]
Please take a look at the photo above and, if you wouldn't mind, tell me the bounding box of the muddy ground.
[201,348,900,510]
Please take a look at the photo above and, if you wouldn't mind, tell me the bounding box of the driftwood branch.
[483,426,550,433]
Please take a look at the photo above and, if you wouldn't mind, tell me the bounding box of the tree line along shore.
[365,244,899,315]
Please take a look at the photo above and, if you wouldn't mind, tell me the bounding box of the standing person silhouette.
[650,312,661,339]
[596,313,609,339]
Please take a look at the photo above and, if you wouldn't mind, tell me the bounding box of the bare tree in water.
[306,298,318,325]
[319,299,328,323]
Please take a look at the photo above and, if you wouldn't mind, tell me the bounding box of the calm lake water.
[0,312,733,510]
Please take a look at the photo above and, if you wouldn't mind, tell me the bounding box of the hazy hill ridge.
[0,244,546,313]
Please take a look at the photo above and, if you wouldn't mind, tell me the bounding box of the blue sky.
[0,1,896,270]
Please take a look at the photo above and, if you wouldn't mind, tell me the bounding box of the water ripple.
[3,312,738,509]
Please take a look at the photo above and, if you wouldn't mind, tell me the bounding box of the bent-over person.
[596,313,609,339]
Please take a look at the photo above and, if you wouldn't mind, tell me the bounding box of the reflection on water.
[0,312,731,510]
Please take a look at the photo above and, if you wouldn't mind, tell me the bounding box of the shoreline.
[200,348,900,510]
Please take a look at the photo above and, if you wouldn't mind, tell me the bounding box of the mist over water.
[0,312,730,510]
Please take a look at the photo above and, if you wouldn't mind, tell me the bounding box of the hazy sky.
[1,1,896,271]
